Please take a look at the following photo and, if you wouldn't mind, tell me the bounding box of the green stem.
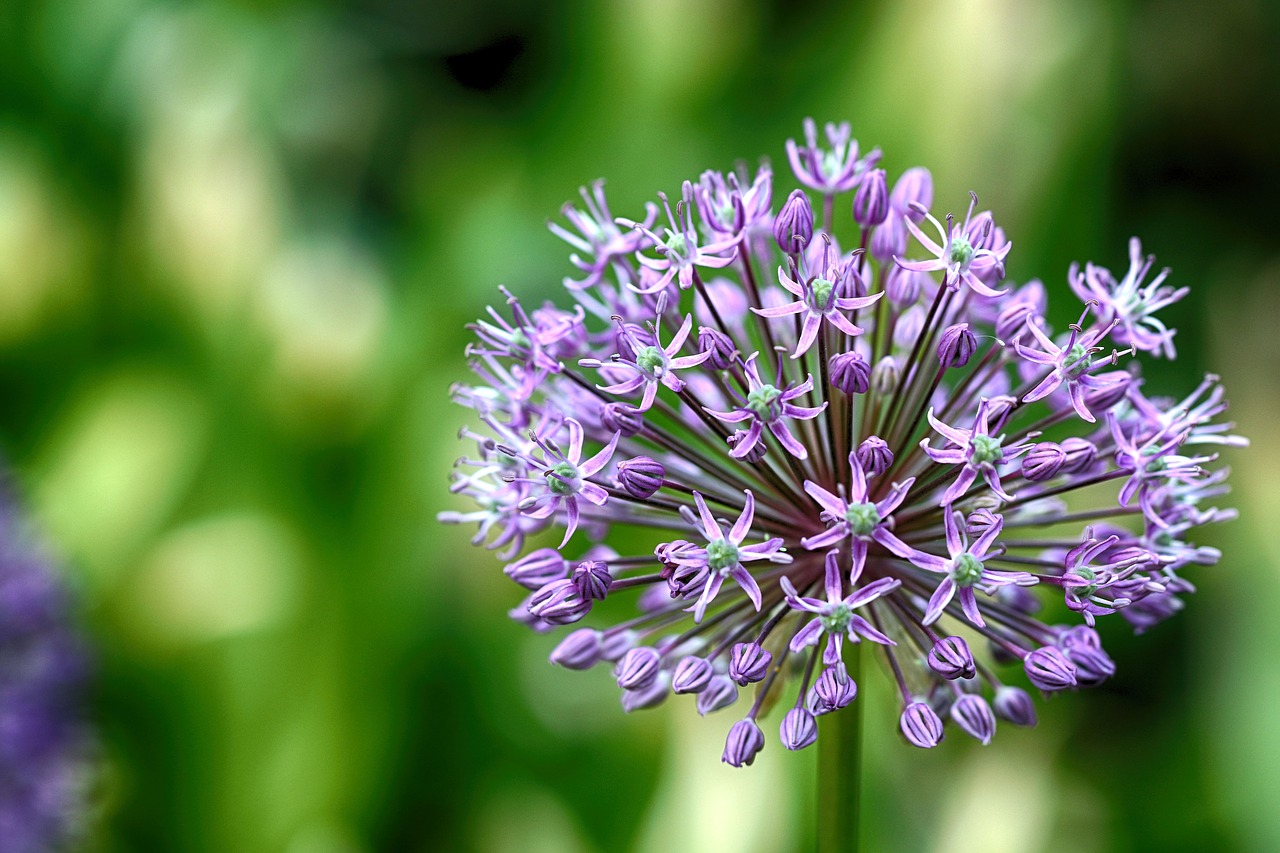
[817,642,862,853]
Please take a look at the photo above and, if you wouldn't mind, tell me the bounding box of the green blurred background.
[0,0,1277,850]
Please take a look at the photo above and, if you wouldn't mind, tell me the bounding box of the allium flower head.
[443,120,1245,760]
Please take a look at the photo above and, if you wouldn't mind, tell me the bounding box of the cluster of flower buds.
[442,119,1244,764]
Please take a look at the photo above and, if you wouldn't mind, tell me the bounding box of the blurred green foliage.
[0,0,1276,850]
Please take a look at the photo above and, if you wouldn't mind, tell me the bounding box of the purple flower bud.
[722,718,765,767]
[601,402,645,437]
[997,584,1043,615]
[996,301,1038,342]
[600,630,636,662]
[549,628,603,670]
[869,214,907,263]
[780,707,818,751]
[528,579,592,625]
[774,189,814,254]
[900,701,945,748]
[937,323,978,367]
[572,560,612,601]
[852,168,889,226]
[993,686,1038,727]
[672,655,713,694]
[871,356,899,395]
[617,456,665,499]
[890,167,932,221]
[1024,646,1078,691]
[810,665,857,714]
[884,262,925,307]
[830,351,871,395]
[697,325,736,370]
[697,675,739,715]
[1060,629,1115,686]
[621,675,668,712]
[1022,442,1066,482]
[927,636,976,680]
[965,508,1000,536]
[1085,372,1131,412]
[855,436,894,477]
[950,694,996,745]
[727,429,767,463]
[615,646,662,690]
[504,548,566,590]
[728,642,772,686]
[1059,437,1097,473]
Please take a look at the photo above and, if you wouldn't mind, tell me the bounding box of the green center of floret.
[664,232,688,260]
[820,603,853,634]
[844,502,882,536]
[970,434,1003,465]
[952,553,984,587]
[705,538,741,571]
[821,151,843,181]
[1074,565,1098,596]
[1140,445,1167,474]
[545,461,580,495]
[810,277,835,310]
[636,345,667,375]
[746,384,783,420]
[948,234,975,268]
[509,328,531,351]
[1065,342,1093,379]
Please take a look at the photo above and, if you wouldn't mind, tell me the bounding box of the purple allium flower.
[444,118,1244,761]
[0,485,93,850]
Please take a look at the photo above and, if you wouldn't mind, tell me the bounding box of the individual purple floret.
[705,354,826,460]
[443,118,1243,764]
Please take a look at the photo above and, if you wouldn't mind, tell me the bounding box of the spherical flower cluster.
[0,483,93,849]
[442,120,1244,764]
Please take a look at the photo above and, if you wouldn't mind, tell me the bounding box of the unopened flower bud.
[869,214,906,262]
[780,707,818,750]
[852,168,889,226]
[529,579,592,625]
[774,189,814,254]
[1060,437,1097,473]
[871,356,899,396]
[890,167,933,221]
[993,686,1038,727]
[927,636,976,680]
[615,646,661,690]
[1022,442,1066,482]
[601,402,645,437]
[617,456,664,499]
[572,560,612,601]
[900,701,945,748]
[1024,646,1078,691]
[937,323,978,367]
[728,642,772,686]
[950,694,996,744]
[810,665,857,714]
[830,351,871,395]
[672,655,713,694]
[697,675,739,715]
[728,429,767,463]
[884,262,924,306]
[855,436,893,477]
[697,325,736,370]
[722,718,765,767]
[549,628,603,670]
[621,675,668,712]
[504,549,566,590]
